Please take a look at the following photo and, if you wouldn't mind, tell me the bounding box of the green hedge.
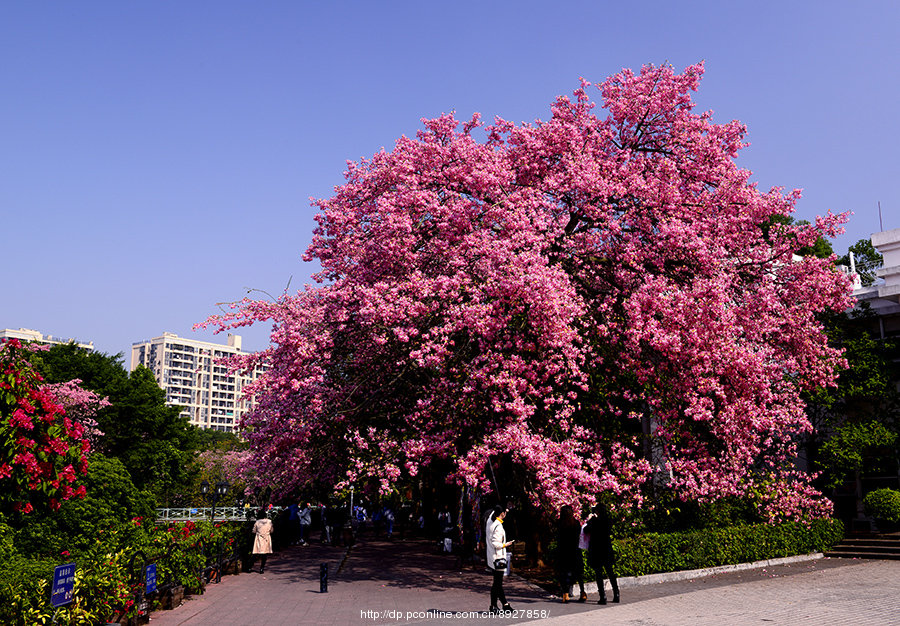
[585,518,844,579]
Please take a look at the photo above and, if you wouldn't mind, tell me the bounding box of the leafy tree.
[820,421,897,489]
[32,344,199,500]
[30,343,126,390]
[201,63,851,521]
[110,366,197,499]
[801,303,900,521]
[838,238,884,287]
[14,453,155,556]
[195,429,246,452]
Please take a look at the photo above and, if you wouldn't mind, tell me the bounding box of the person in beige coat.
[251,509,274,574]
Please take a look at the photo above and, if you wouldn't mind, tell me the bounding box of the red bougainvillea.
[0,339,91,514]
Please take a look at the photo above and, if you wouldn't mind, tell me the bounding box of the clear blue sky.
[2,1,898,358]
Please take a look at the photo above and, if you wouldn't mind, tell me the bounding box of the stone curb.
[576,552,824,594]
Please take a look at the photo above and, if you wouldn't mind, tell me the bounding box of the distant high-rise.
[0,327,94,351]
[130,332,265,432]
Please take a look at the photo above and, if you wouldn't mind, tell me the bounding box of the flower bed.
[0,517,241,625]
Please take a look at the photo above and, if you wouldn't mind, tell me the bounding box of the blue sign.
[51,563,76,607]
[146,563,157,594]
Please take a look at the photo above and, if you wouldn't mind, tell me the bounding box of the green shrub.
[0,517,240,624]
[619,494,762,535]
[14,454,156,558]
[584,518,844,580]
[863,489,900,524]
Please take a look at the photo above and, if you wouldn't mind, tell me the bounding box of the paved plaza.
[149,537,900,625]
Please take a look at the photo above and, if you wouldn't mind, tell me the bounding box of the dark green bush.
[619,494,762,536]
[14,454,156,558]
[863,489,900,524]
[584,518,843,580]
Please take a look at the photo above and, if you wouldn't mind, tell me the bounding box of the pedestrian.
[251,509,274,574]
[353,504,367,537]
[330,504,346,546]
[383,505,395,539]
[486,504,514,614]
[556,504,587,603]
[320,503,331,544]
[439,506,454,552]
[298,502,312,545]
[287,501,300,545]
[584,501,619,604]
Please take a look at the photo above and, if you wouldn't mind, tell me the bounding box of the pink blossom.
[198,63,850,519]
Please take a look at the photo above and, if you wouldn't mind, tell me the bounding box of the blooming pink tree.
[44,379,109,447]
[0,340,91,514]
[201,63,851,520]
[196,448,260,496]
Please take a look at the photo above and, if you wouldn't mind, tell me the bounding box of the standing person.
[383,505,395,540]
[320,503,331,545]
[486,504,514,614]
[584,501,619,604]
[251,509,274,574]
[287,501,300,546]
[298,503,312,546]
[556,505,587,603]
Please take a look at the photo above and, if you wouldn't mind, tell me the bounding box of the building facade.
[855,227,900,341]
[129,332,263,432]
[0,327,94,351]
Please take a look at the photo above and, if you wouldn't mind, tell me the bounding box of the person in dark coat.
[584,501,619,604]
[556,504,587,603]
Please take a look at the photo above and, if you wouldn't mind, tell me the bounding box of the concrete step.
[826,532,900,559]
[838,539,900,549]
[825,550,900,560]
[828,544,900,554]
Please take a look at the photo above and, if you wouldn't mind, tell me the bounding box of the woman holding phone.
[486,504,514,613]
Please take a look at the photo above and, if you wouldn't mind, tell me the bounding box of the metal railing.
[156,507,247,523]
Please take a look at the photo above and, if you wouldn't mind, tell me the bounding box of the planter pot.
[162,585,184,610]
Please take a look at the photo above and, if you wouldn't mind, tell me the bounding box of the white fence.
[156,507,248,523]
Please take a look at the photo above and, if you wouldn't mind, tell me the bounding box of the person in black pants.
[585,501,619,604]
[486,504,514,613]
[556,504,587,602]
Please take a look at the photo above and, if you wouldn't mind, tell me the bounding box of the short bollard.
[320,563,328,593]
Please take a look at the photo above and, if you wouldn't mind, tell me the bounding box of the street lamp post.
[200,479,230,522]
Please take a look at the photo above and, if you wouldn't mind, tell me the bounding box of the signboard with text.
[146,563,157,594]
[51,563,76,607]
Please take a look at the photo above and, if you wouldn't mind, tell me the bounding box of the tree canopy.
[32,343,197,499]
[838,238,884,287]
[202,63,852,520]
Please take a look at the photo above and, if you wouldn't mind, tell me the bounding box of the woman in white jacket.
[486,505,514,613]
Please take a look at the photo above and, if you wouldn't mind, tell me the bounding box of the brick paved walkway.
[148,537,900,625]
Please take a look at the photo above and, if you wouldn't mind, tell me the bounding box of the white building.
[0,327,94,351]
[855,227,900,340]
[130,332,264,432]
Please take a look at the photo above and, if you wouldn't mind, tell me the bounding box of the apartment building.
[129,332,264,432]
[0,327,94,351]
